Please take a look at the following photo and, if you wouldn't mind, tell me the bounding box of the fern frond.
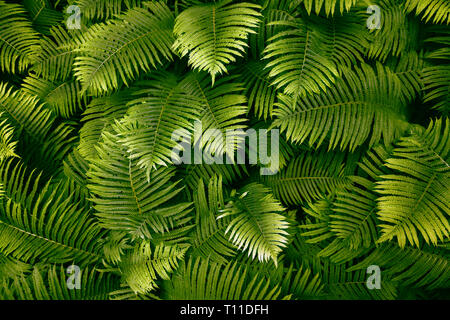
[181,72,248,156]
[31,25,87,81]
[404,0,450,24]
[303,181,379,263]
[23,0,63,35]
[248,0,295,59]
[0,83,54,140]
[0,265,119,300]
[119,242,188,294]
[319,261,398,300]
[376,118,450,247]
[74,2,175,95]
[22,74,85,118]
[0,115,19,163]
[237,60,278,120]
[264,151,352,205]
[173,0,262,83]
[87,128,193,242]
[190,176,237,264]
[422,26,449,113]
[263,14,338,100]
[268,263,324,299]
[0,159,104,266]
[328,178,379,250]
[78,87,138,160]
[0,253,31,282]
[271,63,408,151]
[321,9,368,69]
[348,243,450,289]
[117,71,203,177]
[0,1,40,73]
[422,65,450,113]
[162,257,287,299]
[218,183,289,265]
[386,50,425,104]
[366,0,419,62]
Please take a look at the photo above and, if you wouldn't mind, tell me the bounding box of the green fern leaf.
[173,0,262,83]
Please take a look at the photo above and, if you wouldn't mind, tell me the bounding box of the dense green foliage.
[0,0,449,300]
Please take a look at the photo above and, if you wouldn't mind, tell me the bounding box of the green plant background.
[0,0,449,300]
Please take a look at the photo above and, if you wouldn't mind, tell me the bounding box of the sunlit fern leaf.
[23,0,63,35]
[173,0,262,84]
[0,253,31,282]
[271,63,409,151]
[261,7,372,98]
[292,0,358,16]
[181,72,249,157]
[0,159,104,266]
[87,127,193,242]
[100,231,133,265]
[0,115,19,163]
[31,25,89,82]
[21,74,86,118]
[0,83,54,140]
[218,183,289,265]
[74,2,175,95]
[78,87,138,160]
[348,243,450,289]
[404,0,450,24]
[117,71,203,178]
[237,60,278,120]
[263,14,338,102]
[0,265,120,300]
[162,257,288,299]
[264,151,352,205]
[0,1,40,74]
[376,118,450,248]
[366,0,419,62]
[70,0,143,21]
[190,176,237,265]
[119,242,188,294]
